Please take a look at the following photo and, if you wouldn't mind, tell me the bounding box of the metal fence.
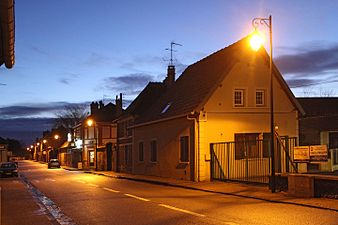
[210,137,297,184]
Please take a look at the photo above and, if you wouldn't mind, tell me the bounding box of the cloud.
[59,78,70,85]
[275,43,338,75]
[0,118,55,145]
[275,42,338,88]
[30,46,48,55]
[100,73,154,95]
[0,102,90,119]
[83,52,111,66]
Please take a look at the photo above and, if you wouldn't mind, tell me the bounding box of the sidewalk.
[63,166,338,212]
[0,178,54,225]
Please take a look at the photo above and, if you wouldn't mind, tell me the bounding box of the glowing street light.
[250,31,265,52]
[43,139,47,144]
[54,134,59,140]
[251,15,276,193]
[86,118,98,171]
[86,118,94,127]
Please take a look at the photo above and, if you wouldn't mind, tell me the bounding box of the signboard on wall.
[293,145,328,162]
[294,146,310,162]
[309,145,328,162]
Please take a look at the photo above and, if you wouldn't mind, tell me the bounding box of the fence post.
[245,141,249,182]
[285,137,289,173]
[210,143,214,181]
[0,187,2,225]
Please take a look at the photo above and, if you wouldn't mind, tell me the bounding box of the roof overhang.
[0,0,15,69]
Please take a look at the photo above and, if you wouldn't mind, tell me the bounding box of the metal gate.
[210,136,297,184]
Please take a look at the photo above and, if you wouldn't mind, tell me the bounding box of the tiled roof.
[0,0,15,69]
[135,37,247,124]
[90,102,118,122]
[297,97,338,117]
[122,82,165,119]
[135,35,303,125]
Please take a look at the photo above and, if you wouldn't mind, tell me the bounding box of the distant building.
[0,144,8,162]
[72,99,122,170]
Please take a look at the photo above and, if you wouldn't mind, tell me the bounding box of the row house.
[72,99,122,170]
[116,36,303,182]
[116,70,170,173]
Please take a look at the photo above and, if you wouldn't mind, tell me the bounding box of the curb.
[63,168,338,212]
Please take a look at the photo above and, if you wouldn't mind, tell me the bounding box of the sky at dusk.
[1,0,338,144]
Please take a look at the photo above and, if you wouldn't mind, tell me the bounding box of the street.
[1,160,337,225]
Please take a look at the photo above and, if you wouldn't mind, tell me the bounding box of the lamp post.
[54,134,60,162]
[42,139,47,162]
[87,118,98,171]
[251,15,276,193]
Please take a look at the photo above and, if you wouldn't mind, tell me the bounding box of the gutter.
[0,0,15,68]
[187,111,200,182]
[130,114,187,129]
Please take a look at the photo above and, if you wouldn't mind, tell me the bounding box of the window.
[329,132,338,149]
[161,103,171,114]
[262,133,271,158]
[235,133,260,159]
[124,145,129,165]
[138,142,144,162]
[256,90,265,106]
[234,89,244,106]
[124,145,132,165]
[150,140,157,162]
[180,136,189,162]
[102,126,111,138]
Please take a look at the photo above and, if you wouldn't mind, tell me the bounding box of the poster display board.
[309,145,328,162]
[293,145,328,162]
[294,146,310,162]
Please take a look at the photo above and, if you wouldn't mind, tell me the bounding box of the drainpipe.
[187,111,200,182]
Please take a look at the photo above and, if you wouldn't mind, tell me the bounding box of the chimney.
[164,65,175,87]
[116,93,123,116]
[99,100,104,109]
[90,101,99,115]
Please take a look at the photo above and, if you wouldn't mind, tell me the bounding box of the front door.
[89,151,95,167]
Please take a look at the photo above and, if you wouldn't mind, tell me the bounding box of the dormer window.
[161,103,171,114]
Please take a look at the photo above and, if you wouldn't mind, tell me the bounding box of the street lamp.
[250,15,276,193]
[87,118,98,171]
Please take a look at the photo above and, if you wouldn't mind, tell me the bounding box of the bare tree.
[302,87,316,97]
[319,87,336,97]
[301,87,336,97]
[54,104,88,129]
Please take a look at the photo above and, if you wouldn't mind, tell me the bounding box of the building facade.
[130,36,303,181]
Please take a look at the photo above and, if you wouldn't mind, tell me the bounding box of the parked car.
[0,162,18,177]
[48,159,61,169]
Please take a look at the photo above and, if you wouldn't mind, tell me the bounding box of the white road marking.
[159,204,205,217]
[124,193,150,202]
[88,183,99,188]
[33,179,40,183]
[103,187,120,193]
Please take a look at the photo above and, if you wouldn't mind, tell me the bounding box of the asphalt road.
[4,161,338,225]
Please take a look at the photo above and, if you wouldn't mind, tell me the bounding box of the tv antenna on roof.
[165,41,182,66]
